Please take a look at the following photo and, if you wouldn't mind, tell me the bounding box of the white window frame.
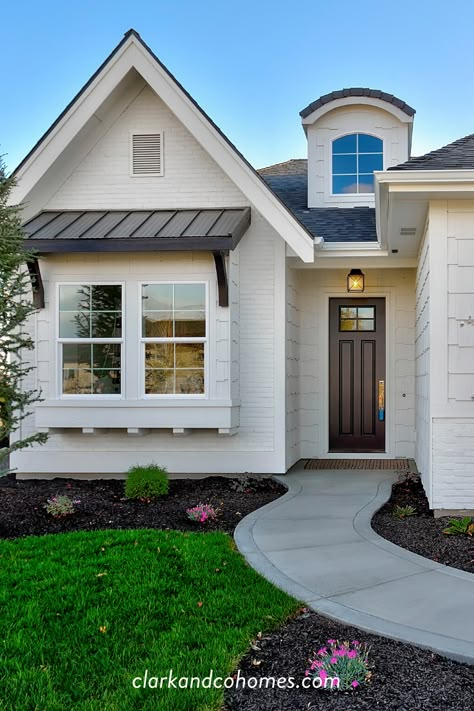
[139,281,209,399]
[57,281,125,399]
[129,131,164,178]
[330,132,384,197]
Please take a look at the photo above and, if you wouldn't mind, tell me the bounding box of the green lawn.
[0,529,299,710]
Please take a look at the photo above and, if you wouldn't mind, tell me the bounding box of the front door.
[329,298,386,453]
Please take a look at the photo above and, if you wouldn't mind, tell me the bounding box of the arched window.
[332,134,383,194]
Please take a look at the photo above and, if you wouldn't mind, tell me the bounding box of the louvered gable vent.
[131,133,163,176]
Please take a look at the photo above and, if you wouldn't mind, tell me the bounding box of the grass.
[0,529,299,710]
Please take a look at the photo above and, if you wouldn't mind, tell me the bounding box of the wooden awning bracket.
[26,258,45,309]
[213,251,229,307]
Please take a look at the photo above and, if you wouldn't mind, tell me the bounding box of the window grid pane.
[332,134,383,194]
[339,306,376,332]
[142,284,206,396]
[59,285,123,395]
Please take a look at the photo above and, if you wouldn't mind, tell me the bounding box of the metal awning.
[22,208,251,253]
[22,209,251,309]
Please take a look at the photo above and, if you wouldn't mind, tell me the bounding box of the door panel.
[329,298,386,452]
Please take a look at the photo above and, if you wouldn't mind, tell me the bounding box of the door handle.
[378,380,385,421]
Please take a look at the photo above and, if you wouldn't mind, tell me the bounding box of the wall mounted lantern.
[347,268,365,293]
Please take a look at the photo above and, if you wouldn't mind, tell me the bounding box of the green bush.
[125,464,169,500]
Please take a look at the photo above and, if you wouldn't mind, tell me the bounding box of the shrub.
[44,495,80,518]
[392,504,417,520]
[186,503,219,523]
[229,474,257,493]
[442,516,474,536]
[125,464,169,500]
[306,639,371,691]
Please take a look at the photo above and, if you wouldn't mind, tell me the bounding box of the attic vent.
[400,227,417,236]
[131,133,163,176]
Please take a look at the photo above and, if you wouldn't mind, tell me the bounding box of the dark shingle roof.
[258,159,308,176]
[300,88,415,119]
[261,172,376,243]
[389,133,474,171]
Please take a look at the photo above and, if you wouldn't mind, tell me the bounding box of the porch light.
[347,268,365,293]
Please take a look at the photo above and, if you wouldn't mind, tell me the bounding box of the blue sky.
[3,0,474,173]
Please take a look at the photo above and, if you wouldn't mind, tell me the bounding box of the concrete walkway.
[235,463,474,663]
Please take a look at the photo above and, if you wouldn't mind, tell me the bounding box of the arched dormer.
[300,89,415,208]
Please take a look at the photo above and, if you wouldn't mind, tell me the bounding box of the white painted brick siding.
[286,266,300,468]
[46,85,245,211]
[415,226,431,494]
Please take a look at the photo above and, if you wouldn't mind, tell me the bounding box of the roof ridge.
[389,132,474,171]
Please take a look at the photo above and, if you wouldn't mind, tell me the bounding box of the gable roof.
[258,159,308,176]
[11,29,315,262]
[300,88,415,119]
[389,133,474,171]
[259,165,376,243]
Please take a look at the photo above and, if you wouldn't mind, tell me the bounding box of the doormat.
[304,459,413,471]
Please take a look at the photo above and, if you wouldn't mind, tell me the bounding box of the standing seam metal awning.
[22,208,251,252]
[22,209,251,309]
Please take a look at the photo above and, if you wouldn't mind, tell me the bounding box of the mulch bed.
[372,475,474,574]
[225,609,474,710]
[0,473,285,539]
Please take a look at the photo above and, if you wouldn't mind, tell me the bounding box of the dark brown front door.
[329,298,386,453]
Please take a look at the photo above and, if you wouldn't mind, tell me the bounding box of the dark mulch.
[225,609,474,711]
[372,475,474,574]
[0,473,285,539]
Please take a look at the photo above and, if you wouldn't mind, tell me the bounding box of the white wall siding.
[285,266,300,469]
[429,201,474,510]
[415,225,431,495]
[295,267,416,459]
[12,213,288,476]
[46,84,245,211]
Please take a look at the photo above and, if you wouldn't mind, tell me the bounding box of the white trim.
[11,33,315,262]
[319,289,394,458]
[301,96,414,127]
[56,281,125,399]
[138,280,208,399]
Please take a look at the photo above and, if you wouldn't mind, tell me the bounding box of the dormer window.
[332,134,383,195]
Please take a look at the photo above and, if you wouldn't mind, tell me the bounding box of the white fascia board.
[301,97,414,128]
[375,169,474,189]
[11,35,315,263]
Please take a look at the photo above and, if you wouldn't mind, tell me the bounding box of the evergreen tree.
[0,160,47,471]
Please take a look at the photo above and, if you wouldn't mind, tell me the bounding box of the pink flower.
[319,669,328,680]
[351,680,359,688]
[313,661,323,668]
[317,647,327,656]
[327,638,336,644]
[347,650,357,659]
[330,657,338,664]
[304,670,309,676]
[352,640,360,646]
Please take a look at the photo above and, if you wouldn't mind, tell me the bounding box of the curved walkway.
[235,463,474,663]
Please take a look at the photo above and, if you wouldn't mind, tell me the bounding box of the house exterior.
[10,30,474,514]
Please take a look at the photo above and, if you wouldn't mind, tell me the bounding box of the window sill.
[35,399,240,432]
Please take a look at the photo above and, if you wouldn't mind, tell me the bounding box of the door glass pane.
[357,319,375,331]
[357,307,374,319]
[340,319,358,331]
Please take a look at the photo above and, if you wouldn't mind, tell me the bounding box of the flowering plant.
[43,495,81,518]
[186,503,219,523]
[306,639,371,691]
